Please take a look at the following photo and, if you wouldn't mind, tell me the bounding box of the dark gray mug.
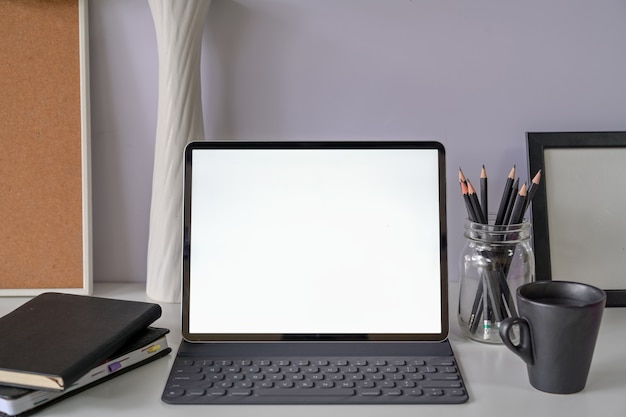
[499,280,606,394]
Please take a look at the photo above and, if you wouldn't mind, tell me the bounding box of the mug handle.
[499,317,534,365]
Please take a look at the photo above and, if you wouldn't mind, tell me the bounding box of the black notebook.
[0,292,162,391]
[0,327,171,417]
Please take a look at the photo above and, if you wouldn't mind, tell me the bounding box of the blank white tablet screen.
[188,148,442,335]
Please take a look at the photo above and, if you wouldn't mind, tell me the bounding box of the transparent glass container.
[458,218,535,344]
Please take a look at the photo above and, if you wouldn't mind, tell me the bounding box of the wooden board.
[0,0,91,295]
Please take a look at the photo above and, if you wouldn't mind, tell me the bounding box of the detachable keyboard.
[163,351,468,404]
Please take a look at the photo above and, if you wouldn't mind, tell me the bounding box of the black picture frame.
[527,131,626,307]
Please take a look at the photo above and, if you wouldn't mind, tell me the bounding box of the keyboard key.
[174,366,202,374]
[256,388,356,397]
[428,374,460,381]
[358,389,382,396]
[407,389,424,396]
[173,374,205,381]
[419,381,462,389]
[164,389,185,398]
[230,389,252,396]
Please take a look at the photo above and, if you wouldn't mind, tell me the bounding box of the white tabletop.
[1,283,625,417]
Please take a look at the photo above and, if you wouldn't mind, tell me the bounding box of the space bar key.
[255,388,356,397]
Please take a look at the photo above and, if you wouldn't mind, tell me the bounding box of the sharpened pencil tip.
[459,168,467,183]
[467,180,477,194]
[508,166,516,178]
[519,182,528,196]
[532,169,542,184]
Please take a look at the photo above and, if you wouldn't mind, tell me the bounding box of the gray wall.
[89,0,626,283]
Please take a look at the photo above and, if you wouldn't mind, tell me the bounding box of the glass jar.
[458,218,535,344]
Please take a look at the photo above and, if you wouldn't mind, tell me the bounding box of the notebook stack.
[0,292,171,416]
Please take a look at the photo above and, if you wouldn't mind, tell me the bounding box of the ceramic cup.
[499,280,606,394]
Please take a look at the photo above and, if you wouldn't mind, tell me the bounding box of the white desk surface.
[1,283,625,417]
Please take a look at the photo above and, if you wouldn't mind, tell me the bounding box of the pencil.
[523,169,542,213]
[502,178,519,225]
[469,279,484,332]
[480,165,488,222]
[461,181,477,222]
[467,180,487,224]
[509,182,528,225]
[469,291,483,334]
[495,166,515,225]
